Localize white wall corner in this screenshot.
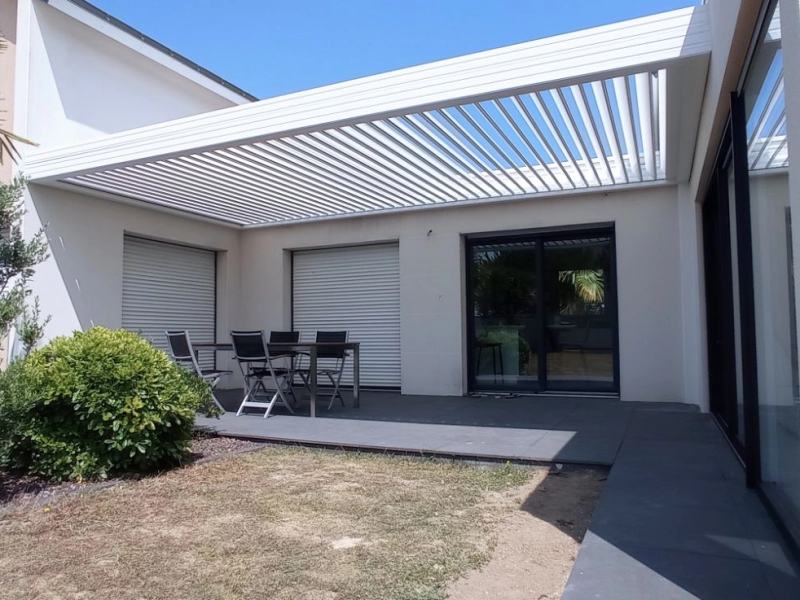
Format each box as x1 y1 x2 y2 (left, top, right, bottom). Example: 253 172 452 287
678 183 709 410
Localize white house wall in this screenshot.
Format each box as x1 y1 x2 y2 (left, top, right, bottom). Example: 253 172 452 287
27 185 241 365
240 186 685 403
10 0 248 366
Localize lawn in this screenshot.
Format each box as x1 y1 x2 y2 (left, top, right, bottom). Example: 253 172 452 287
0 446 602 600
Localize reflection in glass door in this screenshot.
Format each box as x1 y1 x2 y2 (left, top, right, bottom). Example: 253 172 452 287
543 236 616 391
468 229 618 394
471 241 539 390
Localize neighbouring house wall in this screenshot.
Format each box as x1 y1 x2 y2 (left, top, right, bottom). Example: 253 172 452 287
23 0 243 149
0 0 18 368
239 186 685 403
27 184 241 353
0 0 17 183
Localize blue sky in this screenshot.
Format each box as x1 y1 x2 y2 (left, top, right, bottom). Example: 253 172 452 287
89 0 698 100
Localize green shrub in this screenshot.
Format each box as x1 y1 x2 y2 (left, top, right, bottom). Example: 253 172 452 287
0 326 219 481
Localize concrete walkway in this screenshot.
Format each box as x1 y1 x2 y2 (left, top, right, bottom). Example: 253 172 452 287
564 410 800 600
200 391 800 599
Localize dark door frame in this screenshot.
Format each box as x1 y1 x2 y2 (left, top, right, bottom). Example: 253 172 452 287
465 224 620 395
702 95 762 488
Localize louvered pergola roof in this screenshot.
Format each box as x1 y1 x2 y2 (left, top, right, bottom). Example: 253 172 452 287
747 5 788 171
25 6 712 228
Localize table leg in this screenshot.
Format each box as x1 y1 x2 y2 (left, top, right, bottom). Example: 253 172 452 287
353 346 360 408
309 346 317 418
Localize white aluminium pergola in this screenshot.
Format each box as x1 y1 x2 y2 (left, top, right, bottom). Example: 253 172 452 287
25 6 712 228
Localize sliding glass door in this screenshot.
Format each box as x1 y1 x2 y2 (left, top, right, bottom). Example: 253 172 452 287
470 240 540 391
543 236 616 391
467 228 618 394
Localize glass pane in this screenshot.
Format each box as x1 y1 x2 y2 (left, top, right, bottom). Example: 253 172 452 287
728 163 746 444
543 236 615 391
471 241 539 390
746 1 800 543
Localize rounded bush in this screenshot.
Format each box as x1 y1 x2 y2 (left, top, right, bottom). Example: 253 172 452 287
0 327 216 481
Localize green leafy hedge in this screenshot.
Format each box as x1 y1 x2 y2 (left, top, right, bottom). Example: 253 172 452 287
0 327 219 481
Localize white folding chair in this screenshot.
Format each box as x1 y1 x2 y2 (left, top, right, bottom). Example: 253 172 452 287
165 330 230 411
230 330 295 418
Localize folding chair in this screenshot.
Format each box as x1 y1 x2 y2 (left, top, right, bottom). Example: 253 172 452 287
230 330 295 418
268 330 302 401
314 330 349 410
165 330 231 411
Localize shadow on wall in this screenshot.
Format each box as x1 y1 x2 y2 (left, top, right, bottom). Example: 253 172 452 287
34 2 232 138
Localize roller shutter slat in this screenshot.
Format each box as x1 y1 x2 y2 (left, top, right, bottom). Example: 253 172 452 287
293 243 400 388
122 236 216 370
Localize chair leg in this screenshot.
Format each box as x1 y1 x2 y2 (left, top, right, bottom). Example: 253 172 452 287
294 370 310 393
210 391 225 411
236 379 257 416
277 378 295 415
284 380 300 406
205 375 226 412
326 368 346 410
265 374 295 418
260 381 280 419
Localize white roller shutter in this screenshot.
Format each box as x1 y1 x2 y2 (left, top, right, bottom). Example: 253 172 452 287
122 236 216 368
293 243 400 388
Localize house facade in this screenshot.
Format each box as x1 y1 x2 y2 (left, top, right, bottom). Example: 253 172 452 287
2 0 800 549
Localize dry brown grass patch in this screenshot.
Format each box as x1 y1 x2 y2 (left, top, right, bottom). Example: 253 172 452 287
0 447 542 600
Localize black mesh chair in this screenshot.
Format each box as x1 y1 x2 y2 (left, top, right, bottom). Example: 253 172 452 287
269 330 302 400
230 330 295 418
314 330 349 410
165 330 231 411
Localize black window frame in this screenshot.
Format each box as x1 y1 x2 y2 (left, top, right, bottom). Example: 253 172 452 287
465 224 620 395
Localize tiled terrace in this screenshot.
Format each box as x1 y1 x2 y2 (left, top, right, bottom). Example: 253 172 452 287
198 391 800 600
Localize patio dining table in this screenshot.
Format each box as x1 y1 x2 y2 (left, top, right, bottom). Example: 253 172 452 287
192 341 360 418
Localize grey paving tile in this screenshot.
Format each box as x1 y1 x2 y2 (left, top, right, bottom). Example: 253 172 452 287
433 439 542 459
754 539 800 600
558 420 632 434
604 468 740 510
613 439 739 481
527 431 623 465
631 402 702 413
589 498 757 560
625 412 723 443
563 532 773 600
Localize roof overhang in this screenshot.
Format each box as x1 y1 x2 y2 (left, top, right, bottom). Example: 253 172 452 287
25 5 712 228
